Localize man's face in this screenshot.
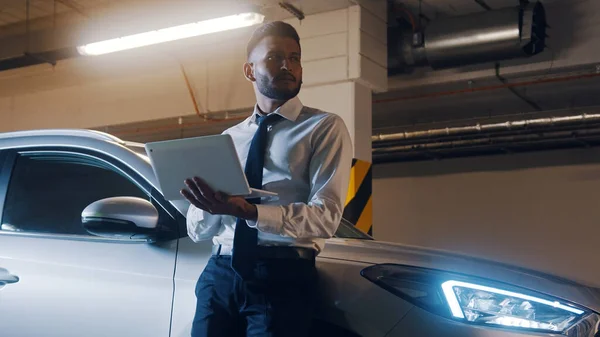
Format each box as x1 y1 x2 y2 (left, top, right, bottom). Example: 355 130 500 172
249 35 303 101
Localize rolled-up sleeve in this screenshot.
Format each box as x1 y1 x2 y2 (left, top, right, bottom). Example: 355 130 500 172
253 114 352 239
186 205 234 242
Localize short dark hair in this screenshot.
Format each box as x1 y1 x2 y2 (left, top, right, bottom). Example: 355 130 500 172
246 21 300 58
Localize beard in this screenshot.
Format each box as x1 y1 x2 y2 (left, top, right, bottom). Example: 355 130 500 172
256 72 302 101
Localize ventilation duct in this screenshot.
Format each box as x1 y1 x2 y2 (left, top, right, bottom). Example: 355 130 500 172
389 1 547 74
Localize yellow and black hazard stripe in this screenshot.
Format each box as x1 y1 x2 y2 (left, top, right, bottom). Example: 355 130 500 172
342 158 372 236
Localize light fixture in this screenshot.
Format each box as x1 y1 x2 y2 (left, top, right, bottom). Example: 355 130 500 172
361 264 594 334
77 12 264 56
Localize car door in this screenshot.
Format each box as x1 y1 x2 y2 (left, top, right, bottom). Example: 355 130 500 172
0 148 179 337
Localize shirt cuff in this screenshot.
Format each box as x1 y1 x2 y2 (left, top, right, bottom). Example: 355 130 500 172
254 204 284 235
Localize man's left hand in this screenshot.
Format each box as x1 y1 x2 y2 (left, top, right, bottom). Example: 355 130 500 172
181 177 258 221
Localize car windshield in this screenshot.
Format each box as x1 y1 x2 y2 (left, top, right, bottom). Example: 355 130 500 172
334 219 373 240
125 142 151 163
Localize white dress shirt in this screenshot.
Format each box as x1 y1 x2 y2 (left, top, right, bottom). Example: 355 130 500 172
186 96 353 252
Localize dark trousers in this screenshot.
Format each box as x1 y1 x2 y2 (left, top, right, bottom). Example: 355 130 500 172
191 255 318 337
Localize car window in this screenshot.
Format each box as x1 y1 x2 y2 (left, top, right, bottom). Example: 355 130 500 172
0 151 156 236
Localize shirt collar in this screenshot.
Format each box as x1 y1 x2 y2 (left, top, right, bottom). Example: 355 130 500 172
250 96 303 124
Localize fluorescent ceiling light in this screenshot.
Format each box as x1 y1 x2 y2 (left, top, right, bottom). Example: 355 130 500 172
77 12 264 56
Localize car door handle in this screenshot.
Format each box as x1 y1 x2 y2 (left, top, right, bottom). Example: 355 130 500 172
0 271 19 285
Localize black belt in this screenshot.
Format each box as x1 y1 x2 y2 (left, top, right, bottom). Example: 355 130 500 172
211 245 315 261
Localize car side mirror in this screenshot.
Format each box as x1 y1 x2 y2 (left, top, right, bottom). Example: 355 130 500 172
81 196 159 241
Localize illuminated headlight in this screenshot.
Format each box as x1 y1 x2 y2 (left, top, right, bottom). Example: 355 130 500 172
442 280 584 331
361 264 593 334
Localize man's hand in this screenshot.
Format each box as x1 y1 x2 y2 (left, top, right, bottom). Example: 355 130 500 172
180 177 258 221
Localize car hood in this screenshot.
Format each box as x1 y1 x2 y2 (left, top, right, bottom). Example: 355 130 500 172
321 238 600 313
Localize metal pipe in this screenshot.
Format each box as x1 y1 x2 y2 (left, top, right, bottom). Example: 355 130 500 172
373 127 600 155
373 113 600 143
372 110 600 162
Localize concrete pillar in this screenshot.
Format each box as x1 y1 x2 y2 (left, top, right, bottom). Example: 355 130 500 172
292 2 386 236
300 81 373 161
294 3 387 162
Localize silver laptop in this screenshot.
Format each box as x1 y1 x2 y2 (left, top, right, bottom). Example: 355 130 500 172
145 134 277 201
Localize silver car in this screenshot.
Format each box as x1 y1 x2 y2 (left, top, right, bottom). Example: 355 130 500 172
0 129 598 337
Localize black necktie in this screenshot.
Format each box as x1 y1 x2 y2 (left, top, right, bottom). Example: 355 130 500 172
231 113 282 279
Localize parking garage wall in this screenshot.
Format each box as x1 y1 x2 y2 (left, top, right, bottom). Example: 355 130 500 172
372 147 600 288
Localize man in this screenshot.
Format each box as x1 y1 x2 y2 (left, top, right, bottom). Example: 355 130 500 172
181 21 352 337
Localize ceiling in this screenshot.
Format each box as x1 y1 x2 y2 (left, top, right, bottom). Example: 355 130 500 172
0 0 366 47
0 0 566 49
377 0 592 133
0 0 564 33
0 0 103 26
0 0 355 29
